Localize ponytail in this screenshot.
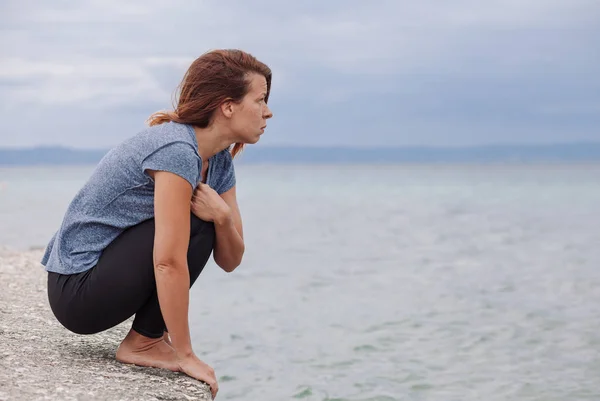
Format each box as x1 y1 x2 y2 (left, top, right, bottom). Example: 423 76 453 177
146 110 181 127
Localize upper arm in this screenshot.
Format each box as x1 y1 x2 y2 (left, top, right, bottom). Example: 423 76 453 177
220 185 243 239
140 141 199 267
151 170 194 267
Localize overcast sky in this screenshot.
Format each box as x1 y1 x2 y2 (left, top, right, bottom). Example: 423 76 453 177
1 0 599 148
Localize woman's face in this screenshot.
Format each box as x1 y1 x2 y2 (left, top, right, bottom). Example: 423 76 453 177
229 73 273 144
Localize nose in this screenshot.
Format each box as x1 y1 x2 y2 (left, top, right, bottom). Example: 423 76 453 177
263 104 273 119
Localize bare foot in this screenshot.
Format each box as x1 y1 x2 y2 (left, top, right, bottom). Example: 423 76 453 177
163 331 172 346
116 329 178 371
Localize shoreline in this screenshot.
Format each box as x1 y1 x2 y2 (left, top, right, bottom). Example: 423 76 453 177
0 247 212 401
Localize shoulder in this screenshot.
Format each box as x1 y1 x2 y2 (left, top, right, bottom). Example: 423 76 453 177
117 122 199 162
139 122 197 148
133 123 201 188
97 123 199 172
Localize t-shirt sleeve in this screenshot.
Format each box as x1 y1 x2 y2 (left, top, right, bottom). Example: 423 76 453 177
214 150 236 194
141 142 200 189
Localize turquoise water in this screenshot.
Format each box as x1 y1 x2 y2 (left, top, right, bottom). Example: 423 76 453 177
1 163 600 400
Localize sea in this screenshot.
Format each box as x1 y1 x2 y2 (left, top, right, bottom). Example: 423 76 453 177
1 163 599 401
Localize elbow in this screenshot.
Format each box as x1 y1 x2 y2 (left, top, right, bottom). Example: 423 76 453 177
154 256 187 274
215 248 244 273
220 263 239 273
155 262 182 276
217 255 243 273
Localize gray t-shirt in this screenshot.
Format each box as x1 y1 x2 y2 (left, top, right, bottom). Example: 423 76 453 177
41 122 236 274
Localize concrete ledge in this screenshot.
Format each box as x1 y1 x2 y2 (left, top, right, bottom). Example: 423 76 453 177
0 248 212 401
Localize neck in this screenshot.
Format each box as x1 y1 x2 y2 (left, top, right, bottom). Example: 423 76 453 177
192 124 234 161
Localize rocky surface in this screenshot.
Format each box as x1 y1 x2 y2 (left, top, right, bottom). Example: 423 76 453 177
0 247 213 401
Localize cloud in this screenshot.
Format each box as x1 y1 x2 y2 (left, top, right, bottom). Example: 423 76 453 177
0 0 599 147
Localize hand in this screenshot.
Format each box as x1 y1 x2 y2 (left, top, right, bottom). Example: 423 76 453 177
177 353 219 398
191 183 231 223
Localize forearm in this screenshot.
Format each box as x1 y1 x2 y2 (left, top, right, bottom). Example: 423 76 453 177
154 263 193 355
213 213 245 272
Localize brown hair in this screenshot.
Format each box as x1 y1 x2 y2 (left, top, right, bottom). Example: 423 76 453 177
147 49 272 158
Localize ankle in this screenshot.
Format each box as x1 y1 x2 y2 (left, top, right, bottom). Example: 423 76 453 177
122 329 163 349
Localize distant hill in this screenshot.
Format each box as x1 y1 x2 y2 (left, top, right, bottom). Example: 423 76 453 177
1 143 600 166
0 147 108 166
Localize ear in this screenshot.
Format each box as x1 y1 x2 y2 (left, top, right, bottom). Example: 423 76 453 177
220 100 234 119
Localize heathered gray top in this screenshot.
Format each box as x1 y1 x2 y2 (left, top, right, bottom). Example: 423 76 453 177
41 122 236 274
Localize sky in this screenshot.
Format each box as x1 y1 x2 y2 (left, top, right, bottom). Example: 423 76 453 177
1 0 599 148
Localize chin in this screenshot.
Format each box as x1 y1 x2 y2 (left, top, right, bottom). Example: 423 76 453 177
238 131 263 145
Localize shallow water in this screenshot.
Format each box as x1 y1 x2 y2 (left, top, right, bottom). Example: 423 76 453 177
1 163 599 400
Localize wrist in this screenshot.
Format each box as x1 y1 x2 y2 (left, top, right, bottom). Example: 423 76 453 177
214 207 232 225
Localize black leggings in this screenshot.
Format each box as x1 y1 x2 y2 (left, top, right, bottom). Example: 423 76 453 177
47 214 215 339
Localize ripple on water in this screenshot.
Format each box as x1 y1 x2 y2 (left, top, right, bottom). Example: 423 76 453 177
364 320 409 333
292 386 313 399
312 359 361 369
353 345 378 353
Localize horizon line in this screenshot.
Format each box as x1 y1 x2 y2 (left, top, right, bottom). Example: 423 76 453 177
2 141 600 151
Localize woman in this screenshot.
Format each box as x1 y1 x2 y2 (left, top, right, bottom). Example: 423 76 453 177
41 49 273 399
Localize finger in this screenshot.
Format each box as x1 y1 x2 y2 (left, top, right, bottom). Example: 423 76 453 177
197 379 215 399
209 381 218 399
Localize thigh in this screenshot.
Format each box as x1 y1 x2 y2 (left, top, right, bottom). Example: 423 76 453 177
60 218 158 334
52 214 215 334
80 214 214 313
